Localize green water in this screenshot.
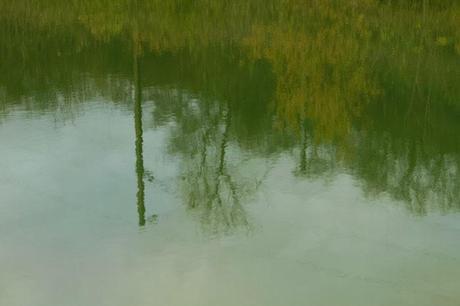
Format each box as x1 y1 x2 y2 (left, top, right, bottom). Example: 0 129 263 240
1 1 460 305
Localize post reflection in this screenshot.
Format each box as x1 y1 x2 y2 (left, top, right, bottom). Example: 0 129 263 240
133 43 146 226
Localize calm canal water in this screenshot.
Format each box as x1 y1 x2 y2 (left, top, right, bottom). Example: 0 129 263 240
1 1 460 305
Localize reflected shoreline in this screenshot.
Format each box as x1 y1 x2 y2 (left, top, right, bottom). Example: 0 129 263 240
1 0 459 228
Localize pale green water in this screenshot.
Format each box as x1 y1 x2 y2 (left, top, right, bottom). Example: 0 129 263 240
1 1 460 305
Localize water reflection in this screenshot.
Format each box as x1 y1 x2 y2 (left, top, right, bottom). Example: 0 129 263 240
183 101 254 233
133 49 146 226
1 0 459 230
2 3 460 305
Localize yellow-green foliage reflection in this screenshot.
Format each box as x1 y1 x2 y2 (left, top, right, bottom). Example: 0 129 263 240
1 0 460 219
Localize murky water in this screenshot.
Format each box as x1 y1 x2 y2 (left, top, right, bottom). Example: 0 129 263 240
1 1 460 305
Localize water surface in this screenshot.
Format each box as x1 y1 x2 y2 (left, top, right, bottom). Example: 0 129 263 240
1 1 460 305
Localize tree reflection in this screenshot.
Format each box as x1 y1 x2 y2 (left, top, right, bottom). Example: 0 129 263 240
184 103 250 234
1 0 460 226
153 89 255 234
